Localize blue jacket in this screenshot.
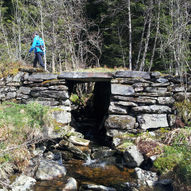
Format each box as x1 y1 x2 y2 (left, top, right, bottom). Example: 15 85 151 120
29 35 44 54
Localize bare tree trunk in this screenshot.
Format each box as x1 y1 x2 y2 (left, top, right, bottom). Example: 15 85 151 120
52 19 56 72
117 26 126 67
38 0 47 71
149 0 161 72
136 14 148 70
127 0 132 70
139 0 153 71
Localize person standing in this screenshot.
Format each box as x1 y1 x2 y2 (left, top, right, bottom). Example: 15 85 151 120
29 32 45 69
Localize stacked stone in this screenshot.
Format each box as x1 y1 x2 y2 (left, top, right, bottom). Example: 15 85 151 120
0 70 71 125
105 71 188 137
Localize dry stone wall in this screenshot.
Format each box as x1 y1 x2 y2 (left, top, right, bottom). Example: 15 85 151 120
0 69 190 138
105 71 189 137
0 70 71 125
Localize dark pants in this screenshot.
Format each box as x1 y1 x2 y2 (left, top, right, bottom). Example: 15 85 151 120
33 52 44 68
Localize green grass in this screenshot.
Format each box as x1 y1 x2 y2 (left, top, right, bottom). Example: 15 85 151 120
0 102 51 179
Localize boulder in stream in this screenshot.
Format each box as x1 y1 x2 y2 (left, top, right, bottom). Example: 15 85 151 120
35 159 67 180
10 174 36 191
62 177 78 191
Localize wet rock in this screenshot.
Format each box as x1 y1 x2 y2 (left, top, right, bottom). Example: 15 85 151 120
132 105 171 114
154 179 173 191
80 183 116 191
105 115 136 130
68 136 90 146
137 114 168 130
111 84 134 96
135 167 158 187
123 145 144 168
57 139 87 160
62 177 78 191
11 174 36 191
91 147 116 159
35 159 66 180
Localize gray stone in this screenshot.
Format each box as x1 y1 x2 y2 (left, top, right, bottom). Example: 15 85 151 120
134 87 144 92
115 71 151 79
11 174 36 191
137 114 169 130
105 115 136 130
172 86 185 92
7 92 16 99
151 82 170 87
135 167 158 187
30 90 69 99
123 145 144 168
168 114 176 127
111 84 134 95
145 87 168 94
35 159 67 180
151 71 161 78
61 99 71 106
31 87 48 91
106 129 131 137
17 87 31 95
51 109 71 124
26 73 57 82
157 97 175 105
57 139 87 160
156 77 169 83
173 92 191 101
58 72 113 81
133 83 150 88
112 95 157 104
12 72 24 82
68 136 90 146
132 105 171 114
62 177 78 191
111 78 149 85
48 85 68 91
109 103 128 114
112 101 138 107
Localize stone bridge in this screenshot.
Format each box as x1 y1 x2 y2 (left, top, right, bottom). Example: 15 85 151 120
0 68 190 139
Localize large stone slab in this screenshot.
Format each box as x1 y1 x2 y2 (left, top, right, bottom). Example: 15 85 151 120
30 90 69 99
58 72 113 81
25 73 57 82
115 71 151 79
111 84 134 95
137 114 168 130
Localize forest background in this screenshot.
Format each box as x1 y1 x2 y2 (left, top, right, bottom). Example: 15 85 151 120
0 0 191 74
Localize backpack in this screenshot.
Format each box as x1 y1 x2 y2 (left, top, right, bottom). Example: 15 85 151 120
36 36 45 52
